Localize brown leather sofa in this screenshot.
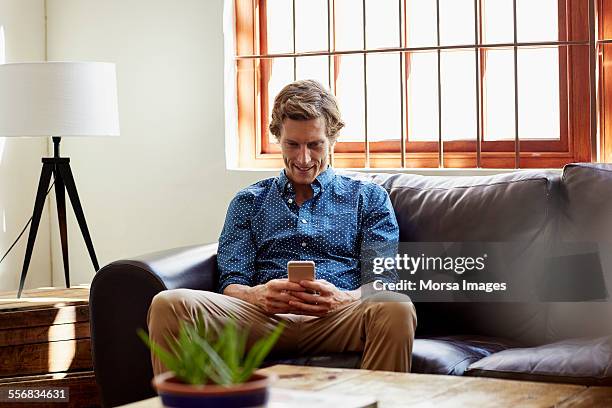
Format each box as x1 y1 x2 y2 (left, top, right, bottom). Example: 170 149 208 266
90 163 612 407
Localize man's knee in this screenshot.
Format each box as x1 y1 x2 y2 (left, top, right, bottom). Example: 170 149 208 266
148 290 186 336
148 289 230 336
148 288 213 337
149 289 191 319
365 298 417 337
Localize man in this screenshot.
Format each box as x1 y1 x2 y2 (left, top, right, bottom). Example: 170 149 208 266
147 80 416 375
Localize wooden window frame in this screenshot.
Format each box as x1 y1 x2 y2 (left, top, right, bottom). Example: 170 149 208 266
235 0 594 169
599 0 612 163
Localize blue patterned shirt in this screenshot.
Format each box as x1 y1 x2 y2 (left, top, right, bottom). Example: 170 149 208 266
217 167 399 293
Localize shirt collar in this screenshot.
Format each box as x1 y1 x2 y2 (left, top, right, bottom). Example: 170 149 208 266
315 166 335 190
276 166 335 195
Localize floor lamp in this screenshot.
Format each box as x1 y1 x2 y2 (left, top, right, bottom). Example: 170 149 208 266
0 62 120 298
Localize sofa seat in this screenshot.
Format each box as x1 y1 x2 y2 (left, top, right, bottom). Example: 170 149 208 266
412 336 519 375
264 336 519 376
466 335 612 385
265 353 362 370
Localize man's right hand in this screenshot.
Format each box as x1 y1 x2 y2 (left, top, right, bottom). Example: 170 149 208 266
248 279 306 314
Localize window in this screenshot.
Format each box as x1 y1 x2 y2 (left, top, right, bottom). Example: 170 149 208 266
234 0 602 169
599 0 612 163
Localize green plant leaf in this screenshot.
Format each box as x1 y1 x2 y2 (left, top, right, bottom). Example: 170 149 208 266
187 324 234 385
137 329 180 375
138 315 284 386
239 323 285 383
224 321 240 375
236 326 248 362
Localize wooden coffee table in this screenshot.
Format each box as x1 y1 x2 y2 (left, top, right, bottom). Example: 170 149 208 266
119 364 612 407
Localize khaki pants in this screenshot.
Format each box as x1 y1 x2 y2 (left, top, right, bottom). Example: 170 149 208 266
147 289 417 375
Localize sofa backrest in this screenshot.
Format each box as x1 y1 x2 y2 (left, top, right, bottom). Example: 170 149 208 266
546 164 612 342
342 166 611 345
363 170 560 243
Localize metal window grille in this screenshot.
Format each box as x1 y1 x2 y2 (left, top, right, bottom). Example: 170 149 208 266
237 0 603 168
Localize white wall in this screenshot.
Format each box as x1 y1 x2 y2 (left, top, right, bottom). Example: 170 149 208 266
46 0 276 286
0 0 52 291
35 0 514 288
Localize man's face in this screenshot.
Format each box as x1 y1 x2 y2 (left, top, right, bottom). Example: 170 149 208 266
279 117 331 188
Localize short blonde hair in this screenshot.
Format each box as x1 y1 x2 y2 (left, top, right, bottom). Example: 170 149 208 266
269 80 345 143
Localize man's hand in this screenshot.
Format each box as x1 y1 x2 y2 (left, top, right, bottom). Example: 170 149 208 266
289 279 359 317
248 279 306 314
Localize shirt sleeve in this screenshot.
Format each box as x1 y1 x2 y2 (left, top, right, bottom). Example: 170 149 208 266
360 184 400 285
217 190 257 293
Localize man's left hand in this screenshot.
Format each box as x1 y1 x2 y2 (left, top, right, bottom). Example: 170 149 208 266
288 279 357 317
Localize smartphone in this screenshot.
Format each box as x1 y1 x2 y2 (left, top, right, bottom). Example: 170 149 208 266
287 260 315 283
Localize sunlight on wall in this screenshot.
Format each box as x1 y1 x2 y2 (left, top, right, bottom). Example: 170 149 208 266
1 26 5 165
0 25 5 63
48 305 76 373
0 137 5 166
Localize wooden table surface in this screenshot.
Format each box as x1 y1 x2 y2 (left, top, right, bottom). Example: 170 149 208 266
0 285 90 311
119 364 612 407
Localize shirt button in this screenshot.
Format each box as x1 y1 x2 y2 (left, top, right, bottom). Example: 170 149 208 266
301 219 307 224
288 198 293 204
301 242 307 247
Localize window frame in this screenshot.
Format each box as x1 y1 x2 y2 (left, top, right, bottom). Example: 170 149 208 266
599 0 612 163
235 0 594 169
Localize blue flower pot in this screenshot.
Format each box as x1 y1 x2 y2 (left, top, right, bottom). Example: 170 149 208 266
152 372 274 408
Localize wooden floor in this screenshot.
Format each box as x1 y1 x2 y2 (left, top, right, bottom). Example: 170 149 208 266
0 286 100 408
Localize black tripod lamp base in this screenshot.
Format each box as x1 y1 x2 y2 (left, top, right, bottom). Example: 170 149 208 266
17 137 99 298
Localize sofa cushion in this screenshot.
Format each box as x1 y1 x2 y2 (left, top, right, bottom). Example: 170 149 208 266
465 335 612 385
341 170 560 242
546 164 612 342
561 163 612 242
340 170 560 344
265 336 518 376
412 336 519 376
265 353 361 369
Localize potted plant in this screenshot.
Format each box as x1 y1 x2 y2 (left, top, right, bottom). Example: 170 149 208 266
138 316 284 408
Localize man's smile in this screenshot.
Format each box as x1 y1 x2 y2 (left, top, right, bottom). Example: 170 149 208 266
294 165 315 173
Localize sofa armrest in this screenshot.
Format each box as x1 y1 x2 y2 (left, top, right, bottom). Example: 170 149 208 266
89 242 218 408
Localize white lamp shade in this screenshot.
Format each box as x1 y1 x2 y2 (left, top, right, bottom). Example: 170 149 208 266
0 62 120 137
